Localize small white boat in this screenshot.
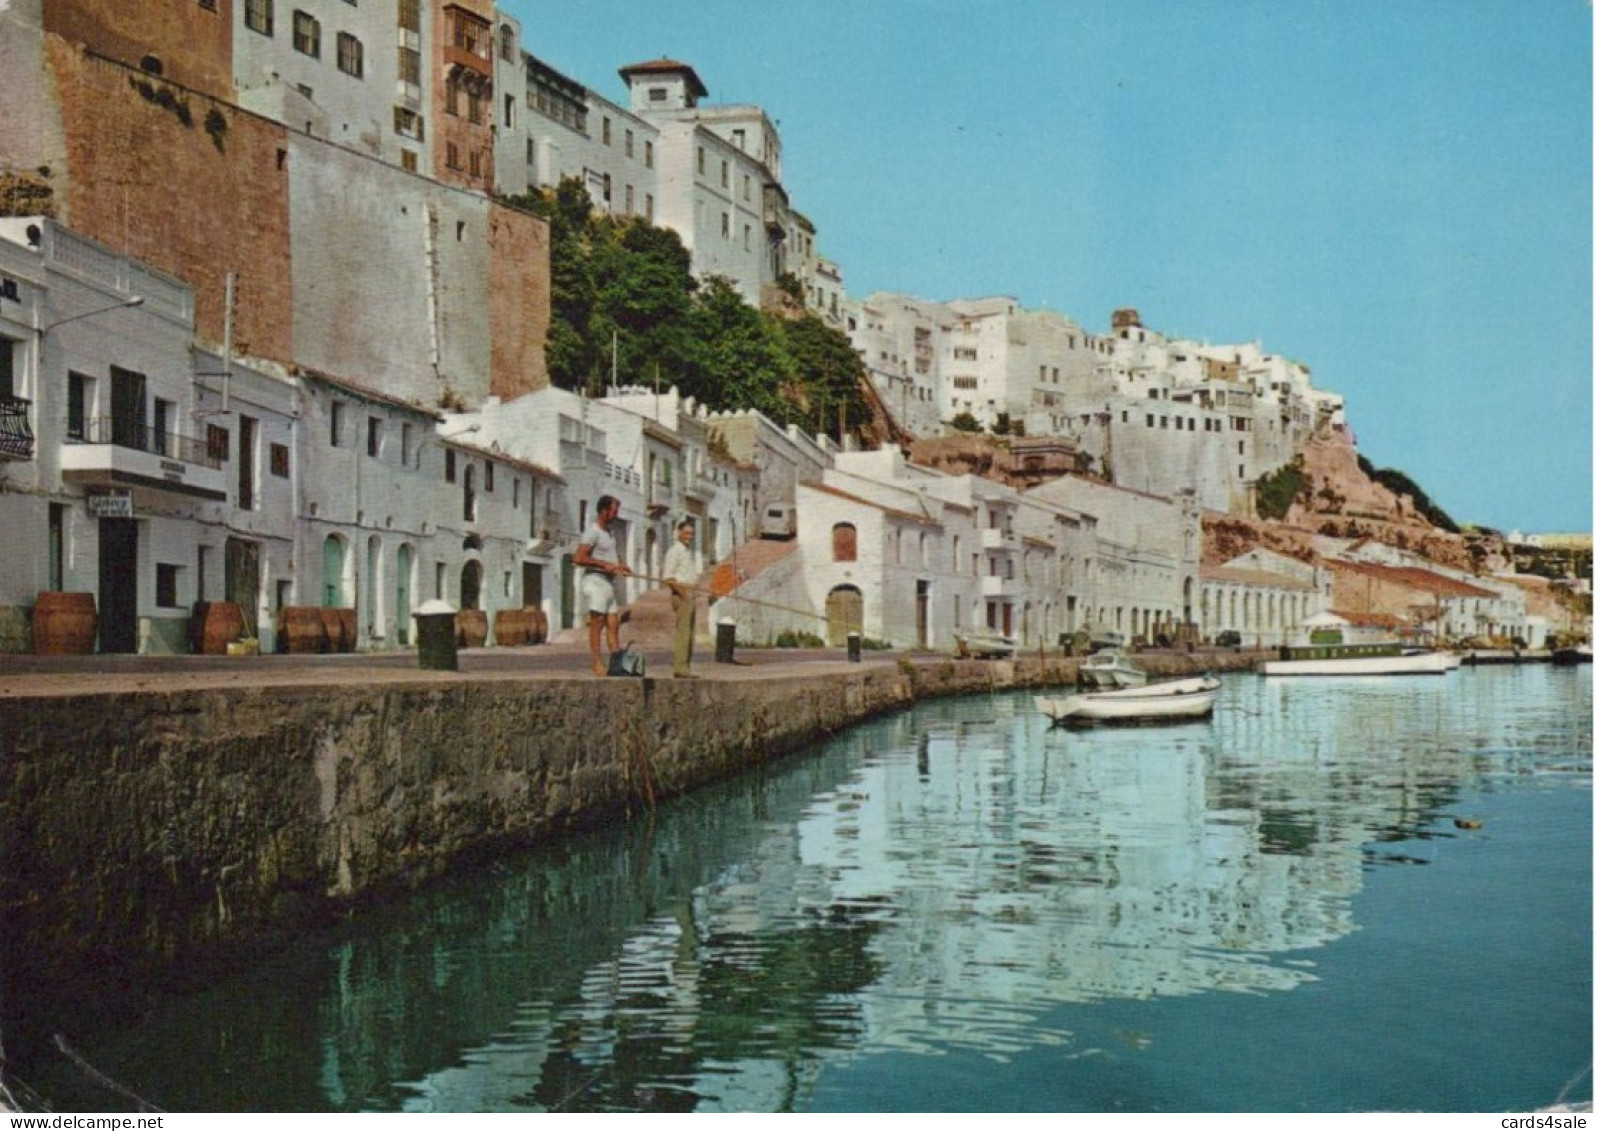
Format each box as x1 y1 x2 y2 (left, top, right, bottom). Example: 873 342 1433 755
1036 675 1222 725
955 632 1017 659
1077 649 1148 689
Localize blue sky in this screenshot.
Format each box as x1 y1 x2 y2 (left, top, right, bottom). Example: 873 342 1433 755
503 0 1593 534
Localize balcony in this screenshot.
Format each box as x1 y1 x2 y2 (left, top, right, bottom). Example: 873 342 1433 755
980 575 1020 599
61 417 227 501
0 395 34 460
980 527 1016 552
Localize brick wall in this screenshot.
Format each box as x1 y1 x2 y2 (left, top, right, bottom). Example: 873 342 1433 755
45 0 235 101
49 40 294 362
487 200 550 399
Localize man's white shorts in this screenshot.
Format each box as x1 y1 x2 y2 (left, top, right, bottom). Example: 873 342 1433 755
582 571 618 617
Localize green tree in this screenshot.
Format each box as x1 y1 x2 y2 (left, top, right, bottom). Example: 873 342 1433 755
688 276 795 413
777 314 869 440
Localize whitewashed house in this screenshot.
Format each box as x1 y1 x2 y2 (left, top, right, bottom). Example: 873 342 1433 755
1200 547 1331 648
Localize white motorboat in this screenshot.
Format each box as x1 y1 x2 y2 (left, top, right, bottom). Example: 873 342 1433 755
955 631 1017 659
1036 675 1221 725
1076 649 1148 689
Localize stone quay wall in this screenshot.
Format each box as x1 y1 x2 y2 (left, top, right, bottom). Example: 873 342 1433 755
0 650 1248 1005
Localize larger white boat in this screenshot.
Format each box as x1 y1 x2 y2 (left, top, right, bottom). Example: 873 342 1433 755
1259 612 1455 676
1036 675 1221 725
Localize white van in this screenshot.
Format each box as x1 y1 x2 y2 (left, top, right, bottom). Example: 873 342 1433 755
760 502 796 539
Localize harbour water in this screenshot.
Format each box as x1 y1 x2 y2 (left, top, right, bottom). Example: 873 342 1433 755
17 664 1592 1113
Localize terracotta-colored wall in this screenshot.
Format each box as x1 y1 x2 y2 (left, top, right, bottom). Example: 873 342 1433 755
48 41 293 362
488 201 551 398
45 0 234 101
431 0 495 193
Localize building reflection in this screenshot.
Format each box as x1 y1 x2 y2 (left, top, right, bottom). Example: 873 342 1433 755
57 671 1589 1112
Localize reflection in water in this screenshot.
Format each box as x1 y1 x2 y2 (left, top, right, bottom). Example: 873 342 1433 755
24 667 1591 1112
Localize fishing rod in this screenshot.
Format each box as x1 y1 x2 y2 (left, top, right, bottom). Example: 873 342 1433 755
619 566 913 650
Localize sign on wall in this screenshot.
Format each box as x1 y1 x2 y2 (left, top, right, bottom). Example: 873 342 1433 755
87 489 134 518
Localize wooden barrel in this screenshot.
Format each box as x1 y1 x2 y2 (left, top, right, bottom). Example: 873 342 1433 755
335 608 357 653
530 607 548 645
190 601 245 655
456 609 488 649
494 608 529 647
277 606 327 654
33 591 97 655
318 608 344 653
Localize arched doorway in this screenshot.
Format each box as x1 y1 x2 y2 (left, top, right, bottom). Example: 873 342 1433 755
322 535 347 607
825 585 863 646
395 544 413 645
460 559 483 611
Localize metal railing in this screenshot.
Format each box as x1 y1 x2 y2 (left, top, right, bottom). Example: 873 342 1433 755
0 395 33 459
67 416 222 469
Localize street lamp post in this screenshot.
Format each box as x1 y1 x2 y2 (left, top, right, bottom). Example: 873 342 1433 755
40 295 144 335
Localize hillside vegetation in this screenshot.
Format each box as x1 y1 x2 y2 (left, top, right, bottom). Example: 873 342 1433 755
501 180 874 445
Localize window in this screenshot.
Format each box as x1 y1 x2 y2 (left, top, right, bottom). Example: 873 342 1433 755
153 397 173 456
445 448 457 483
398 0 419 32
832 523 857 562
645 193 653 221
206 423 230 463
156 564 181 608
649 86 667 102
400 149 417 173
401 422 413 466
367 416 381 457
645 140 653 168
624 184 633 214
450 10 489 57
0 337 12 399
67 372 90 439
329 402 345 446
625 129 634 158
238 415 257 509
397 45 421 87
446 141 461 169
499 23 514 61
720 159 728 188
602 117 611 145
721 212 730 239
270 442 289 477
336 32 363 77
697 146 705 174
503 93 514 129
245 0 273 35
484 462 494 492
394 106 423 140
292 10 320 57
198 0 218 10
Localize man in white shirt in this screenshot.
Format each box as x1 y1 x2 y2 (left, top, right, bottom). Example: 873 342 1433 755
660 517 699 679
573 494 630 676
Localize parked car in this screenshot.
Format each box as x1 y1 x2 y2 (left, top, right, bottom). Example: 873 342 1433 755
1215 630 1242 647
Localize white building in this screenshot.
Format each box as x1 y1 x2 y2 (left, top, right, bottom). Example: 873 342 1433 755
1200 547 1331 648
0 217 302 654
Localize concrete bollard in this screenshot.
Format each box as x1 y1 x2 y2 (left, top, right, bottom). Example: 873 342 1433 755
715 618 736 664
847 632 861 663
415 599 459 671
